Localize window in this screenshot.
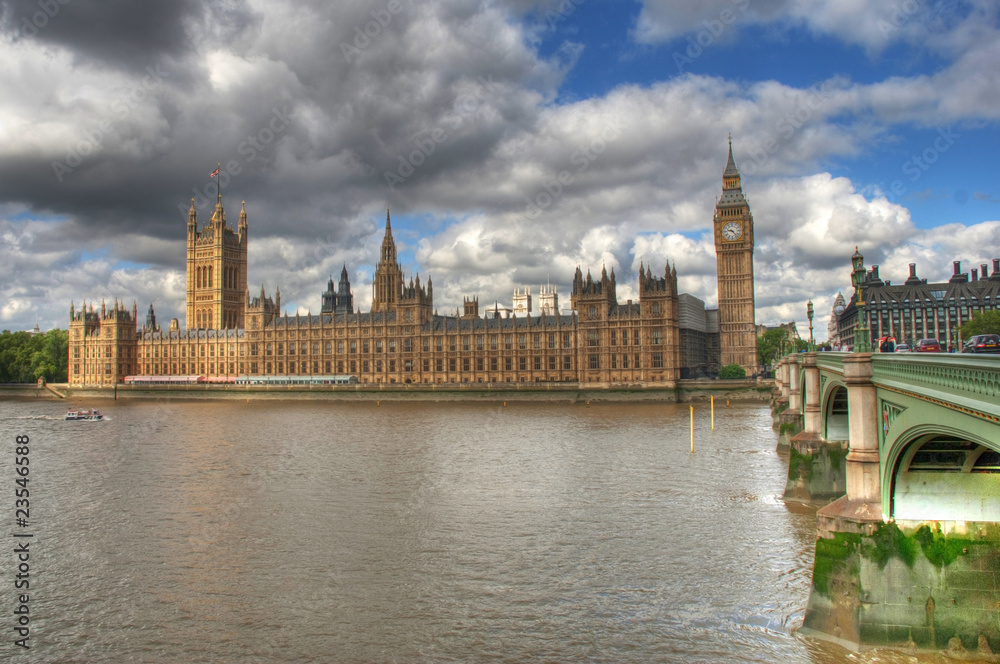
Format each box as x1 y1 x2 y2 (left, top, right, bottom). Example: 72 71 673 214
652 329 663 345
652 353 663 368
533 357 541 370
505 357 512 371
589 354 599 369
563 356 571 370
588 330 599 347
476 358 484 371
463 358 470 371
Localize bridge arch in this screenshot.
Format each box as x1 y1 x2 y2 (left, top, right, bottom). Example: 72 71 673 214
820 380 849 442
885 425 1000 522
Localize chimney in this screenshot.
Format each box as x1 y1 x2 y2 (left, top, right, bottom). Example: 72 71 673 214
871 265 880 281
949 260 968 283
994 258 1000 278
982 264 989 278
953 260 961 276
972 269 979 282
909 264 917 278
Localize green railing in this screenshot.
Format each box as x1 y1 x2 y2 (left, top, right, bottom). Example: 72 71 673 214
871 354 1000 421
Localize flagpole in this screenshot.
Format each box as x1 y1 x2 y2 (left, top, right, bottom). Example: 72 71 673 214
216 162 221 202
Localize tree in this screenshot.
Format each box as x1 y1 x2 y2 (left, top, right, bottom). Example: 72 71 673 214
0 329 69 383
718 363 746 380
960 310 1000 339
757 328 787 366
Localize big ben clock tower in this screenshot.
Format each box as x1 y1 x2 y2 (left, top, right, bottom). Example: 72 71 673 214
714 136 758 374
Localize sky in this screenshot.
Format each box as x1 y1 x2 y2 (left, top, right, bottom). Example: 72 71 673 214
1 0 998 341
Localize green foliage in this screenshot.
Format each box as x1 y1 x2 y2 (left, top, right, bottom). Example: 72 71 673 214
959 310 1000 338
718 363 746 380
779 422 797 436
757 328 787 366
0 329 69 383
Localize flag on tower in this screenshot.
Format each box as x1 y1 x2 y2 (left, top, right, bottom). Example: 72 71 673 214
210 166 220 178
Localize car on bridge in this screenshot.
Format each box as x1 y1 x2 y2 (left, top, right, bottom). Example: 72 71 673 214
915 338 942 352
895 343 911 352
961 334 1000 354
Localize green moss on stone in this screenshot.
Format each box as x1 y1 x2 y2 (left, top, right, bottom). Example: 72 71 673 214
862 523 919 568
812 532 861 597
779 422 797 436
913 525 975 568
789 447 814 482
827 444 846 472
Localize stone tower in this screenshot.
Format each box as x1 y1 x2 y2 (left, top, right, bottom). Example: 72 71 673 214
713 137 757 373
185 194 248 330
372 209 404 313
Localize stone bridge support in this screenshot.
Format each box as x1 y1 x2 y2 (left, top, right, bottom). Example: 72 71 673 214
798 351 1000 653
776 357 803 450
784 353 847 501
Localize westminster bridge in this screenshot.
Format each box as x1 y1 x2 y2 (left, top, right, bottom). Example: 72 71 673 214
772 351 1000 653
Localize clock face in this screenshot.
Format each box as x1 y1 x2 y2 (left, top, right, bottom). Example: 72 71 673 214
722 221 742 241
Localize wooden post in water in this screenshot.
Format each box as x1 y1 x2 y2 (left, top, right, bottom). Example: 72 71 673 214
711 396 715 431
690 405 694 453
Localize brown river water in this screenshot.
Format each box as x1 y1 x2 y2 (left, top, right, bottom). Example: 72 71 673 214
0 398 965 662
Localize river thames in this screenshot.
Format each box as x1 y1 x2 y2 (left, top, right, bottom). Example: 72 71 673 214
0 398 955 662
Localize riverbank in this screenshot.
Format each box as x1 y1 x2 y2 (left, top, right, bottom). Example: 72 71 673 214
1 379 772 403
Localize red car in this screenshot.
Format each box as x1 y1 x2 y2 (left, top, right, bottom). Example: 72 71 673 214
915 338 942 352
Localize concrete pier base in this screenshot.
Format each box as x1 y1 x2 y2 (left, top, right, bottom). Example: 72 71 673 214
783 431 847 502
802 511 1000 653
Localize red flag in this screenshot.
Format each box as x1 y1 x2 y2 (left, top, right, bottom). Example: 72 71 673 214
210 167 220 178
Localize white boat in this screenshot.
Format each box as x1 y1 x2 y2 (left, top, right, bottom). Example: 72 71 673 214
65 408 104 421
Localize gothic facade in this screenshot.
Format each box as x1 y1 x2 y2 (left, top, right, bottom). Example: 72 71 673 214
69 201 683 387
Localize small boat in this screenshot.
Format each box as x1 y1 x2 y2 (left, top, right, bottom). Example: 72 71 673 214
65 408 104 421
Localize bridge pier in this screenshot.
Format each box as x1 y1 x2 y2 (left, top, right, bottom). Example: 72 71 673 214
784 353 847 502
799 353 1000 653
778 357 804 450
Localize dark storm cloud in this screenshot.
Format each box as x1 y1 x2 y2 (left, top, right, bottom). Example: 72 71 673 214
2 0 200 69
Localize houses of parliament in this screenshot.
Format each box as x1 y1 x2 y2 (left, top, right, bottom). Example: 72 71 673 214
68 143 758 387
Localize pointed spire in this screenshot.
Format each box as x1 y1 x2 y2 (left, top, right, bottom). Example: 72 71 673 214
188 198 197 226
724 134 740 179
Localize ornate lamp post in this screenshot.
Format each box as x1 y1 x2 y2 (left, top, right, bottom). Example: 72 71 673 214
851 247 871 353
807 299 815 350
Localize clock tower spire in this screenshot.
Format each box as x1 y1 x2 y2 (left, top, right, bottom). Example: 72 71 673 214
713 136 757 374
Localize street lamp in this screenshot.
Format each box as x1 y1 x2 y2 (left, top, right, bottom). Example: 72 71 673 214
851 247 871 353
807 299 814 350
